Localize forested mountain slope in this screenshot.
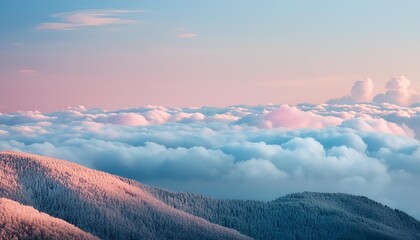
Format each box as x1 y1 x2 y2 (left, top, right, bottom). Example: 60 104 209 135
1 151 419 240
0 151 250 240
0 197 98 240
146 187 420 240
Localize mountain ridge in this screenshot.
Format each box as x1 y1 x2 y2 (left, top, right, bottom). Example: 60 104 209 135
0 151 250 240
144 184 420 240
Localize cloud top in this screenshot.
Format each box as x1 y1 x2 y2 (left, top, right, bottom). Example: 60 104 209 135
329 76 419 106
373 76 420 106
329 78 374 104
264 105 343 129
96 113 148 126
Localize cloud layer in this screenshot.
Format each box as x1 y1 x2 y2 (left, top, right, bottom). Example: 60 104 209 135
1 103 420 218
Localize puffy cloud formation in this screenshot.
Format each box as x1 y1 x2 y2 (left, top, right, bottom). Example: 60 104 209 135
264 105 342 129
373 76 420 106
1 103 420 218
341 117 414 137
328 78 374 104
330 76 420 106
96 113 148 126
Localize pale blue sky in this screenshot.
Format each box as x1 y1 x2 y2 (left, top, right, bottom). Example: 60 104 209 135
1 0 420 112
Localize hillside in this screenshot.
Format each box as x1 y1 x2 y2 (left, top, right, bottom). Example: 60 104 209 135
1 151 419 240
147 188 420 240
0 197 98 240
0 151 249 240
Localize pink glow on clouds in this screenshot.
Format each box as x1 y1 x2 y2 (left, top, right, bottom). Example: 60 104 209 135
328 78 374 104
351 78 374 102
173 27 199 38
264 105 343 129
329 76 420 106
96 113 148 126
36 10 136 30
373 76 420 106
144 109 172 124
342 117 414 137
170 112 205 122
262 105 414 137
18 70 36 76
176 33 199 38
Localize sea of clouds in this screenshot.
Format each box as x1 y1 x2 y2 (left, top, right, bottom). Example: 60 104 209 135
1 76 420 218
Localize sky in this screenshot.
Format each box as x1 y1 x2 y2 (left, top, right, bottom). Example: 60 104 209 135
1 0 420 220
1 0 420 112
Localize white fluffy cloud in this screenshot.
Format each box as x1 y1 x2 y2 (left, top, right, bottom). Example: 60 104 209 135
328 78 374 104
264 105 343 129
341 117 414 137
330 76 420 106
96 113 149 126
1 104 420 218
373 76 420 106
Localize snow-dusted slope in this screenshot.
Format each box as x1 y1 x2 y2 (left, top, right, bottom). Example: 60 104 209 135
147 188 420 240
0 151 250 240
0 197 98 240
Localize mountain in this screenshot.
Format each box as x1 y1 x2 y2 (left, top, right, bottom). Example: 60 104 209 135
0 151 249 240
0 197 98 240
1 151 419 240
147 188 420 240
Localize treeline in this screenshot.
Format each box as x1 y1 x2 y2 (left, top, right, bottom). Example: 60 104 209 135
146 187 420 240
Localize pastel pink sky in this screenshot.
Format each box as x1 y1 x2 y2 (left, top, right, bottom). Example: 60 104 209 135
1 1 420 112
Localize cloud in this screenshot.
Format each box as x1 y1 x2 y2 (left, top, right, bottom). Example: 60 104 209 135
328 78 374 104
144 109 172 124
341 117 414 137
329 76 420 106
1 103 420 218
264 105 343 129
18 69 36 76
0 111 54 125
373 76 420 106
36 9 137 30
172 27 199 38
95 113 148 126
176 33 199 38
226 159 289 182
